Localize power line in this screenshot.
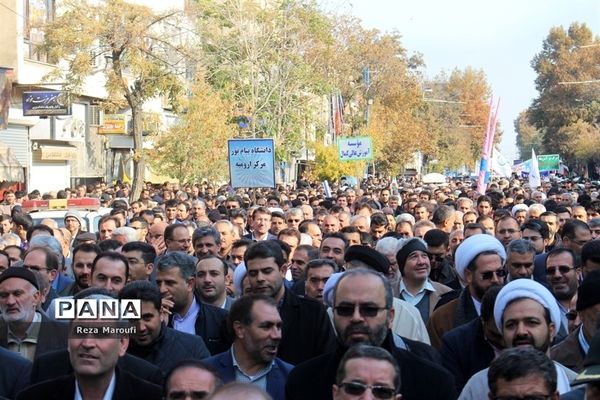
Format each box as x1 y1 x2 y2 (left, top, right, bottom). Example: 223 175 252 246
0 1 24 19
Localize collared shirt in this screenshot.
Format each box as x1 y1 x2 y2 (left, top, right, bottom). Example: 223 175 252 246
231 346 273 391
578 326 590 355
399 279 435 306
471 296 482 316
173 296 200 335
7 312 41 361
74 371 116 400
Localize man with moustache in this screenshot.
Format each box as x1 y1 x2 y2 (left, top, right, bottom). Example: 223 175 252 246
62 243 101 295
204 294 293 400
285 268 456 400
458 279 576 399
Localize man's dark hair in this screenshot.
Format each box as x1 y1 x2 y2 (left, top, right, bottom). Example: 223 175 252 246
464 223 487 235
295 244 319 260
306 258 337 274
11 212 33 231
423 229 449 248
24 246 59 271
340 225 360 234
244 240 285 268
98 239 122 252
231 238 252 251
165 199 179 209
128 216 148 229
119 280 161 312
488 347 557 397
582 240 600 267
336 345 401 393
92 251 130 279
97 215 120 231
321 232 349 249
506 239 536 256
546 247 579 269
121 241 156 265
431 205 455 226
192 226 221 246
72 243 102 261
26 224 54 243
562 219 591 240
164 224 188 242
197 254 229 275
155 251 196 280
520 219 550 240
226 293 277 337
370 213 388 227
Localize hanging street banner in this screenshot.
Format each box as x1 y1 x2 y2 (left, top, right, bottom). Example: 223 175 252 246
0 68 14 130
99 114 127 134
338 136 372 161
228 138 275 188
22 91 71 116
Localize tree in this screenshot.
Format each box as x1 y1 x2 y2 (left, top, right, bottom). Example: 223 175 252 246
515 110 544 159
306 141 365 182
528 23 600 165
41 0 193 201
194 0 331 161
149 77 236 183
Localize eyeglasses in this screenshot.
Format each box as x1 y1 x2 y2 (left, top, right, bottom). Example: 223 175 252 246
492 396 553 400
334 304 387 318
339 382 396 399
546 265 577 275
481 269 507 280
428 253 445 262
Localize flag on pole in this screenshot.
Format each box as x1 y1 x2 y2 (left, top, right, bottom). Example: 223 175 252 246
529 148 541 188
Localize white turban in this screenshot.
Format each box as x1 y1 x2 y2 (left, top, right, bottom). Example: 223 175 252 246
233 262 247 296
454 234 506 281
493 278 561 332
323 272 344 308
511 204 529 217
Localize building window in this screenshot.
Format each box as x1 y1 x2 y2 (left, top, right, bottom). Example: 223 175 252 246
23 0 55 63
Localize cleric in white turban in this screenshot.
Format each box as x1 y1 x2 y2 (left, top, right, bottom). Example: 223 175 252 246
454 234 507 281
493 278 561 332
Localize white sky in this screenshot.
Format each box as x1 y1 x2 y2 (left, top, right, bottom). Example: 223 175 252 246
320 0 600 163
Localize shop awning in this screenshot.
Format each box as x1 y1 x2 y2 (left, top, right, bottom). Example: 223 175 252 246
0 142 24 182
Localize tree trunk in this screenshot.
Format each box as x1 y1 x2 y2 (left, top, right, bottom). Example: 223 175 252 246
130 104 145 203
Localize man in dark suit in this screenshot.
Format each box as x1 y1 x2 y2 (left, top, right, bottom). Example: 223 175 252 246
156 252 230 355
285 268 456 400
0 346 31 399
243 207 277 241
205 294 293 400
244 241 336 365
17 294 162 400
0 267 68 362
118 280 210 373
440 286 503 393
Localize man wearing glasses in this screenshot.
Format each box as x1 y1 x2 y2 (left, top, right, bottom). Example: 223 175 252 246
545 248 581 344
333 345 402 400
427 234 507 349
285 267 456 400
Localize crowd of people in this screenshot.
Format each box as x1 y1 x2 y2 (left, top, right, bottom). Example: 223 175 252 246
0 175 600 399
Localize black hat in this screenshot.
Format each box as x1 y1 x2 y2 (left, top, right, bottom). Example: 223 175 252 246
0 267 39 290
577 270 600 311
396 238 428 273
344 245 389 275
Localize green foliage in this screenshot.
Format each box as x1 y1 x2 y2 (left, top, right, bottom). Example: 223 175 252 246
149 78 235 183
514 111 544 159
528 22 600 165
40 0 194 200
306 141 365 182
